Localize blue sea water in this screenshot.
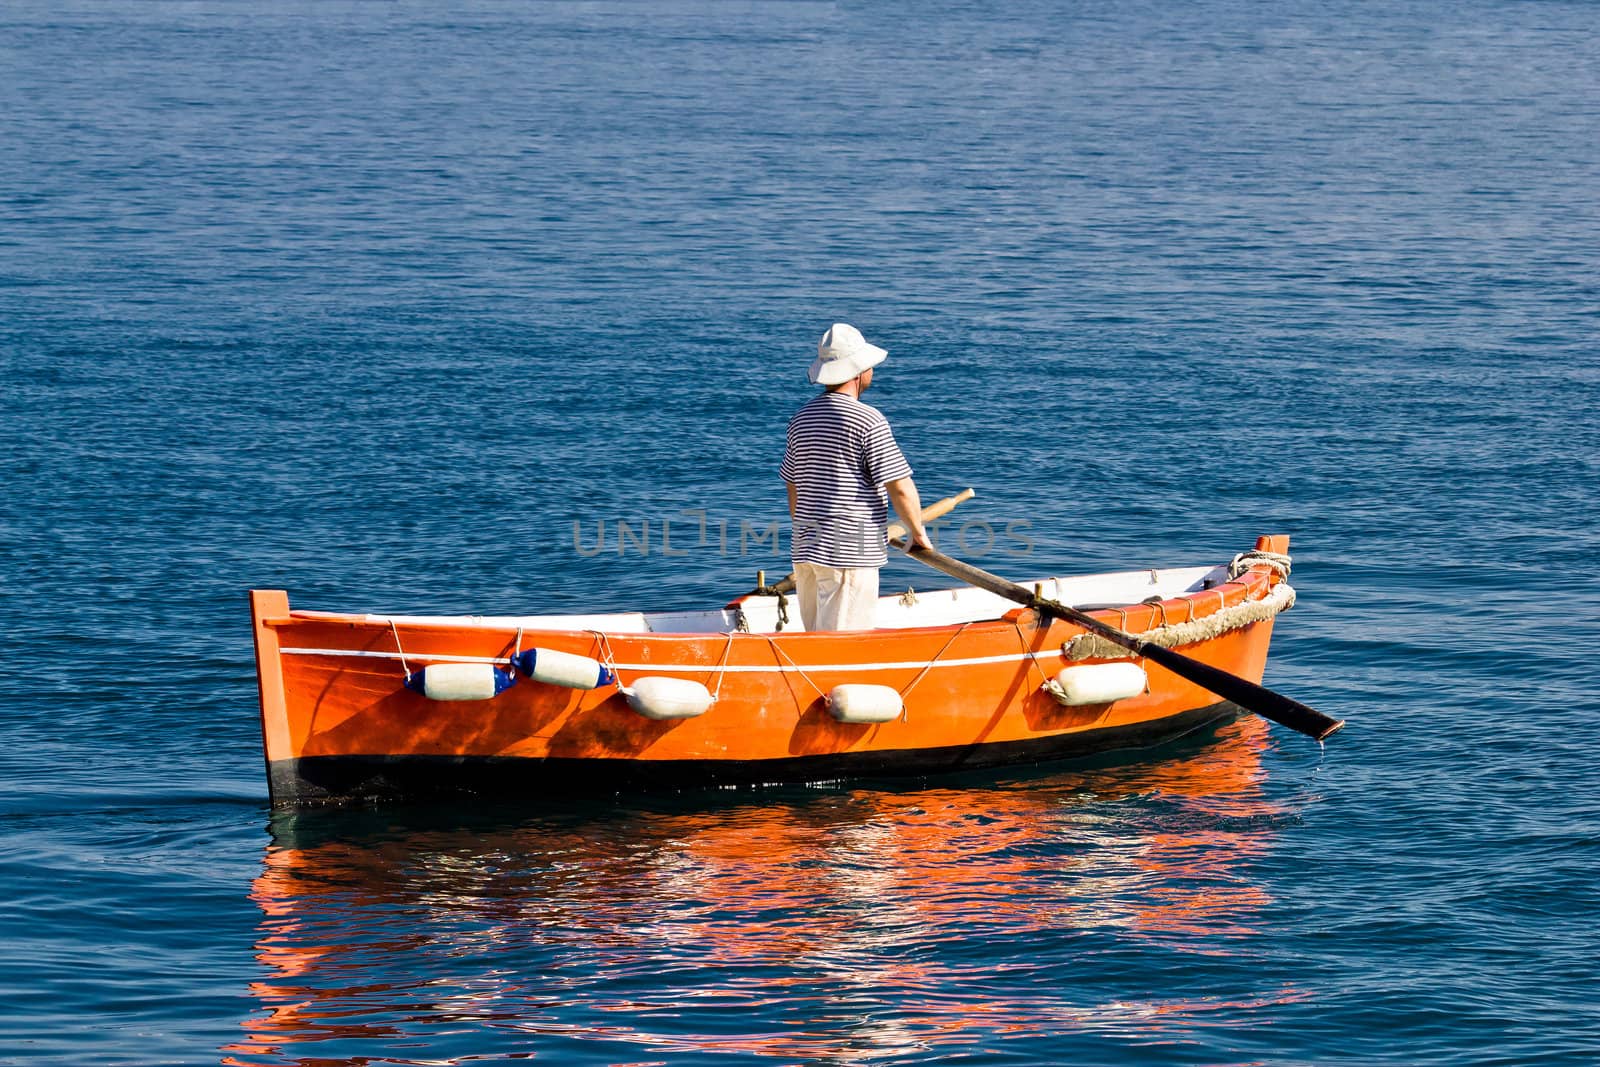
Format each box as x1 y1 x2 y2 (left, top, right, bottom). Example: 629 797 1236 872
3 0 1599 1063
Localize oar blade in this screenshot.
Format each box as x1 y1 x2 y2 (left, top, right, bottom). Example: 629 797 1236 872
1136 642 1345 741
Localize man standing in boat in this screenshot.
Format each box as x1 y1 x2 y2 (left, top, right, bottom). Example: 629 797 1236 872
781 323 933 631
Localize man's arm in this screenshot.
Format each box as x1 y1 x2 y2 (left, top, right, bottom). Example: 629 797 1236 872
786 480 798 519
886 477 933 550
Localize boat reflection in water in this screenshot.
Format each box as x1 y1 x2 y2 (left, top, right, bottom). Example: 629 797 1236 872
225 716 1310 1066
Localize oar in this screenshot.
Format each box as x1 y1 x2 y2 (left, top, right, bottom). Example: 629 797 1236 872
754 488 976 598
892 539 1345 741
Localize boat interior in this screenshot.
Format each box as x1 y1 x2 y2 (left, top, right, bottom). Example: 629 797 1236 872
331 563 1234 636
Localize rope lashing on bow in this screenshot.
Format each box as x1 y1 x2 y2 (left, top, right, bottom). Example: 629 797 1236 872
1228 549 1292 581
1063 581 1297 662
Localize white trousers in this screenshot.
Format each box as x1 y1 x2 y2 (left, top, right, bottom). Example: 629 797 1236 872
793 563 880 632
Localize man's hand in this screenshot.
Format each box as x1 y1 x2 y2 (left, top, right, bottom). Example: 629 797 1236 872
886 478 934 551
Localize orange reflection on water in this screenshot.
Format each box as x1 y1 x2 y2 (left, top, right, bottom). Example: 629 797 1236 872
225 715 1299 1066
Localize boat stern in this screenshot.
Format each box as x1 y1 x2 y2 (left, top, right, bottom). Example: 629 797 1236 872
250 589 295 799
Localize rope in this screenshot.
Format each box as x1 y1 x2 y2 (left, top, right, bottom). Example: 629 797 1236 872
389 620 412 676
708 631 736 701
1063 581 1297 661
765 635 830 705
1012 619 1054 689
747 581 791 631
589 630 624 688
897 621 974 704
1229 549 1292 580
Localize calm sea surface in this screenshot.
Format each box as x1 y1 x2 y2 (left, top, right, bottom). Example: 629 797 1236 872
3 1 1598 1064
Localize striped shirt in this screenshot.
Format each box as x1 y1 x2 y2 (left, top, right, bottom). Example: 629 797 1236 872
780 391 913 568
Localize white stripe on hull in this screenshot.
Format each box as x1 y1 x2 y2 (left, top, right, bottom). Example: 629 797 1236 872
279 645 1062 673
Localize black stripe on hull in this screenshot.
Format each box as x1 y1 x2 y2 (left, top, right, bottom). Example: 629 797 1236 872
269 702 1241 808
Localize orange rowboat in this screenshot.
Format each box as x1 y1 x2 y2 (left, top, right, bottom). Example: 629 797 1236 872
250 535 1301 808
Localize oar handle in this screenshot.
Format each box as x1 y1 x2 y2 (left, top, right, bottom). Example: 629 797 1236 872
887 486 974 544
762 488 976 597
894 539 1345 742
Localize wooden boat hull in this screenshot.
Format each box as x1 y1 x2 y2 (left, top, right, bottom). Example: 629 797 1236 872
269 702 1239 803
251 537 1293 808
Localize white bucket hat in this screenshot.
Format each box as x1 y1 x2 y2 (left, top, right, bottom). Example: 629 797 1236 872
809 323 888 386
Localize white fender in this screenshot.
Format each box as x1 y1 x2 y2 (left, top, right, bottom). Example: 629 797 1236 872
829 683 904 724
1048 662 1147 706
514 647 613 690
405 663 515 702
623 677 714 720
